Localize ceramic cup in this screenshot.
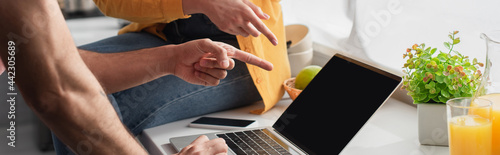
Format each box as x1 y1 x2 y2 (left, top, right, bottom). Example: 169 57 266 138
285 24 312 54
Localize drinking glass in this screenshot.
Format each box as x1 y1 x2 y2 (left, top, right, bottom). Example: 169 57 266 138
447 97 492 155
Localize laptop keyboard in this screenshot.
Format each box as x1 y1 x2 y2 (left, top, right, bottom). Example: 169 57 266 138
217 129 292 155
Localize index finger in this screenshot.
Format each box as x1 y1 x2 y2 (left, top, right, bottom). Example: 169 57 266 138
247 13 278 46
244 1 278 46
231 49 273 71
214 42 273 71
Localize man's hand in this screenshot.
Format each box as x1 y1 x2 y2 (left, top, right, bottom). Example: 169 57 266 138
169 39 273 86
174 135 228 155
183 0 278 46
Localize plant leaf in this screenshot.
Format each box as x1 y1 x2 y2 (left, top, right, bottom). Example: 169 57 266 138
429 88 437 94
425 47 431 53
437 53 448 62
438 95 448 103
441 90 450 98
444 42 451 49
453 37 460 45
429 91 439 98
436 75 445 83
453 50 462 56
444 76 451 84
430 48 437 55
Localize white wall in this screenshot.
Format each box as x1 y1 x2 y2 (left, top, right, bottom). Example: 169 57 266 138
281 0 500 73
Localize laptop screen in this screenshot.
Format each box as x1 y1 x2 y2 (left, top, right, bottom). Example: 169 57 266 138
273 54 401 154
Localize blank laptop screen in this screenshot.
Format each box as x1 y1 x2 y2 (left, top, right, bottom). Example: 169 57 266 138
273 54 401 154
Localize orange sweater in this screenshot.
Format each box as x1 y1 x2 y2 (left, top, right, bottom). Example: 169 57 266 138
93 0 290 114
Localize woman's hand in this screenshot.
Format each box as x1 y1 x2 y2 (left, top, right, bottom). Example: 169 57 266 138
168 39 273 86
174 135 228 155
183 0 278 46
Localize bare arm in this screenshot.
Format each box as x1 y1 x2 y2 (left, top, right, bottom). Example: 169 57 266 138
0 0 146 154
78 48 171 94
79 39 273 94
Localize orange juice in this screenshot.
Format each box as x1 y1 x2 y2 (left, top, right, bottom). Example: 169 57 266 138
449 115 492 155
480 93 500 155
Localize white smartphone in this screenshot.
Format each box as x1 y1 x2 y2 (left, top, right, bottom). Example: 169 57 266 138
188 117 256 130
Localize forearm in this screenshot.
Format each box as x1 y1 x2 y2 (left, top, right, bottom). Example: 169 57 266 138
79 47 174 94
0 0 146 154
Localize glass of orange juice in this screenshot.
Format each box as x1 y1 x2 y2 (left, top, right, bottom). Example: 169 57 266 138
447 97 492 155
479 94 500 155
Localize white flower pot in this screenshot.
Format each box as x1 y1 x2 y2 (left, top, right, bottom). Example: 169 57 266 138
417 103 448 146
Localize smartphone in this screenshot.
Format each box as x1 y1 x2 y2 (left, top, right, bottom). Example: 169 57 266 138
188 117 256 130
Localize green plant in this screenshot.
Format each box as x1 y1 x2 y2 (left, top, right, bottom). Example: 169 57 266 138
402 31 484 104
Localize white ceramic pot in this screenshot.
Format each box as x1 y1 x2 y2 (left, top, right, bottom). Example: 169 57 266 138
285 24 312 54
417 103 448 146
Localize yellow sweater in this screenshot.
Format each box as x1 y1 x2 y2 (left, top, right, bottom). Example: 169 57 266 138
93 0 290 114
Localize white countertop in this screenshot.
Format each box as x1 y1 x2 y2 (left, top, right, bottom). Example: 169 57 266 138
138 94 449 155
340 98 448 155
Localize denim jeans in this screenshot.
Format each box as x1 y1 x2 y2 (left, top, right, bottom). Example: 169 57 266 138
52 14 261 155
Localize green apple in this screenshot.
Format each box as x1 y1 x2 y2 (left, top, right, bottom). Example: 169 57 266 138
295 65 322 90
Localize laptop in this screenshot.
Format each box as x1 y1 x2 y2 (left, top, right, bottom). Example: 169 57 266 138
170 54 402 154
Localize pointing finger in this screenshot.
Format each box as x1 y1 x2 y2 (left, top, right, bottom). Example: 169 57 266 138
231 50 273 71
241 22 260 37
244 10 278 45
213 42 273 71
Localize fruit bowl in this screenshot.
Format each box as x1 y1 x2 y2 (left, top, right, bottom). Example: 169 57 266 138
283 77 302 100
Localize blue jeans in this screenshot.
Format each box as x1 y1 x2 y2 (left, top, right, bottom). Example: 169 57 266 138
52 14 261 155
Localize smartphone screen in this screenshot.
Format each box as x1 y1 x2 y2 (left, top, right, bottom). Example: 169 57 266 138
189 117 256 129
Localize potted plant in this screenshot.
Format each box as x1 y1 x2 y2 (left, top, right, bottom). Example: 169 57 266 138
401 31 484 146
